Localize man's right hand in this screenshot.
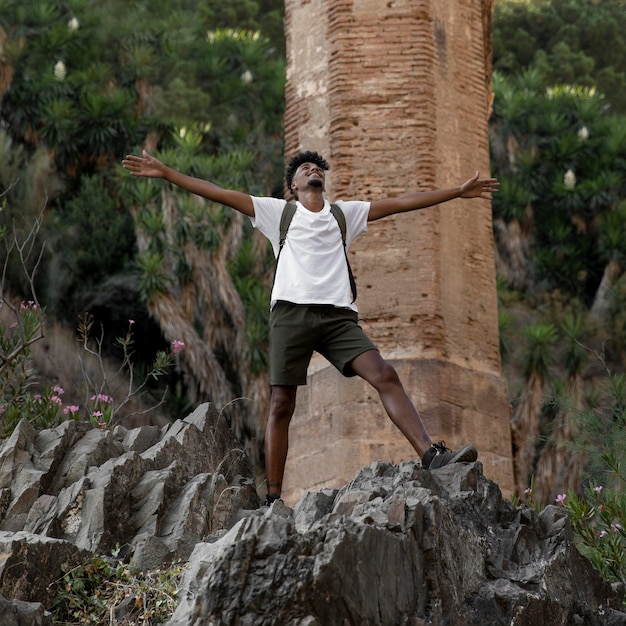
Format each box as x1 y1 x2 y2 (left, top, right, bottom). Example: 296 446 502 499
122 150 166 178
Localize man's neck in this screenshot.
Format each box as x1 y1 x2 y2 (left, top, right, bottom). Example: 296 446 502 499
297 190 325 213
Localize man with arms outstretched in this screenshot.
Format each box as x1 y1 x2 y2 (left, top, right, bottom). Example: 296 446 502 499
122 149 499 504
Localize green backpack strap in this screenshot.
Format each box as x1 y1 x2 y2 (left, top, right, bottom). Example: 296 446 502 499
273 202 357 303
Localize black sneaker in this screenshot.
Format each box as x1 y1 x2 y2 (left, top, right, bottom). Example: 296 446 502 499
422 441 478 470
263 494 283 507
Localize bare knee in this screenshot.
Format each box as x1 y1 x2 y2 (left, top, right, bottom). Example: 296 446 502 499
269 387 297 423
371 361 402 391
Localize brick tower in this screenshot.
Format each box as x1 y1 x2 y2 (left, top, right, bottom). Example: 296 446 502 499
281 0 514 502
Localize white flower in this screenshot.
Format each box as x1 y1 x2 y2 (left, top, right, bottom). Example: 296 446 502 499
68 17 80 32
54 60 67 81
577 126 589 141
240 70 253 84
564 168 576 190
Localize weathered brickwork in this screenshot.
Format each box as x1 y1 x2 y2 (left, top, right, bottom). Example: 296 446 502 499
283 0 514 502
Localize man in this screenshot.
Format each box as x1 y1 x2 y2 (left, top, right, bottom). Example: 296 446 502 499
122 149 499 505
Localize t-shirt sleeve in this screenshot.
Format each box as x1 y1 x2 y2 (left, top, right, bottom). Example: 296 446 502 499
249 196 287 255
335 200 370 247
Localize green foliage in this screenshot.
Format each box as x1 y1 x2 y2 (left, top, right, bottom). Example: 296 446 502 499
229 228 273 375
563 455 626 585
0 300 47 433
51 550 184 624
521 322 557 380
200 0 285 55
1 0 284 397
598 202 626 267
44 175 136 318
493 0 626 112
1 205 182 434
0 299 183 435
129 143 274 376
514 360 626 587
559 312 588 378
604 275 626 364
521 458 626 585
490 72 626 303
573 367 626 482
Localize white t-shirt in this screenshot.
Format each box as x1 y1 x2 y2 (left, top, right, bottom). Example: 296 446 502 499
250 197 370 311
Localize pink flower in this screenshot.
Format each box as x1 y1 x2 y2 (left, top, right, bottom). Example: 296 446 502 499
53 385 64 395
593 485 603 493
91 394 113 404
129 319 135 325
599 530 608 538
50 396 62 405
92 410 103 418
171 340 185 354
10 322 17 329
64 405 80 415
524 487 532 495
555 493 567 505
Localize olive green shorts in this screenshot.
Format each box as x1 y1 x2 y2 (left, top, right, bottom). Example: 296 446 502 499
269 301 378 386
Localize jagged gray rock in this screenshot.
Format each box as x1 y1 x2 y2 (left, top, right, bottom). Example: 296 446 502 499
0 595 52 626
0 406 624 625
169 461 626 626
0 530 89 606
0 403 259 618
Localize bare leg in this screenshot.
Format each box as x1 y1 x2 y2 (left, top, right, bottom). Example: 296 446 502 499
350 349 432 458
264 385 298 498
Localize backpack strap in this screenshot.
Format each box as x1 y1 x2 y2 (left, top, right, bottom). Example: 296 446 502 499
271 202 297 296
279 202 298 256
273 202 357 303
329 204 357 303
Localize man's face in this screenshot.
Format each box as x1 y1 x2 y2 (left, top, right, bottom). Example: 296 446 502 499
292 162 326 193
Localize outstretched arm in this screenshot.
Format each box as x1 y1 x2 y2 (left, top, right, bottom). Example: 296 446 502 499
122 150 255 217
367 171 499 221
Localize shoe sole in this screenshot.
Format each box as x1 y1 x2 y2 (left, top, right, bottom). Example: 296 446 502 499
426 444 478 469
450 444 478 464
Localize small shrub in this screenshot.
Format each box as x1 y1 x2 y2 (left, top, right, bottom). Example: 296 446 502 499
50 550 184 625
0 303 185 436
521 456 626 587
561 453 626 585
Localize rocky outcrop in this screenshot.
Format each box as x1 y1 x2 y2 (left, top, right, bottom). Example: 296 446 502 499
0 403 258 622
169 461 625 626
0 405 623 625
0 403 257 557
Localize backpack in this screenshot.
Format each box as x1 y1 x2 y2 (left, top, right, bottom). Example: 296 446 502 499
274 202 357 302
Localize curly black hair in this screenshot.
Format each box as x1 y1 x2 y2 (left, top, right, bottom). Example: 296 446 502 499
285 150 330 198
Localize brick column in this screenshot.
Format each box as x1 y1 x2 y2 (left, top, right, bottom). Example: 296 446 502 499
282 0 513 503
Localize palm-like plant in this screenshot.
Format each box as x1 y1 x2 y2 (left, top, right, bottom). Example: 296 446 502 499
491 72 626 306
534 313 588 503
126 135 274 464
591 202 626 317
511 322 557 494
